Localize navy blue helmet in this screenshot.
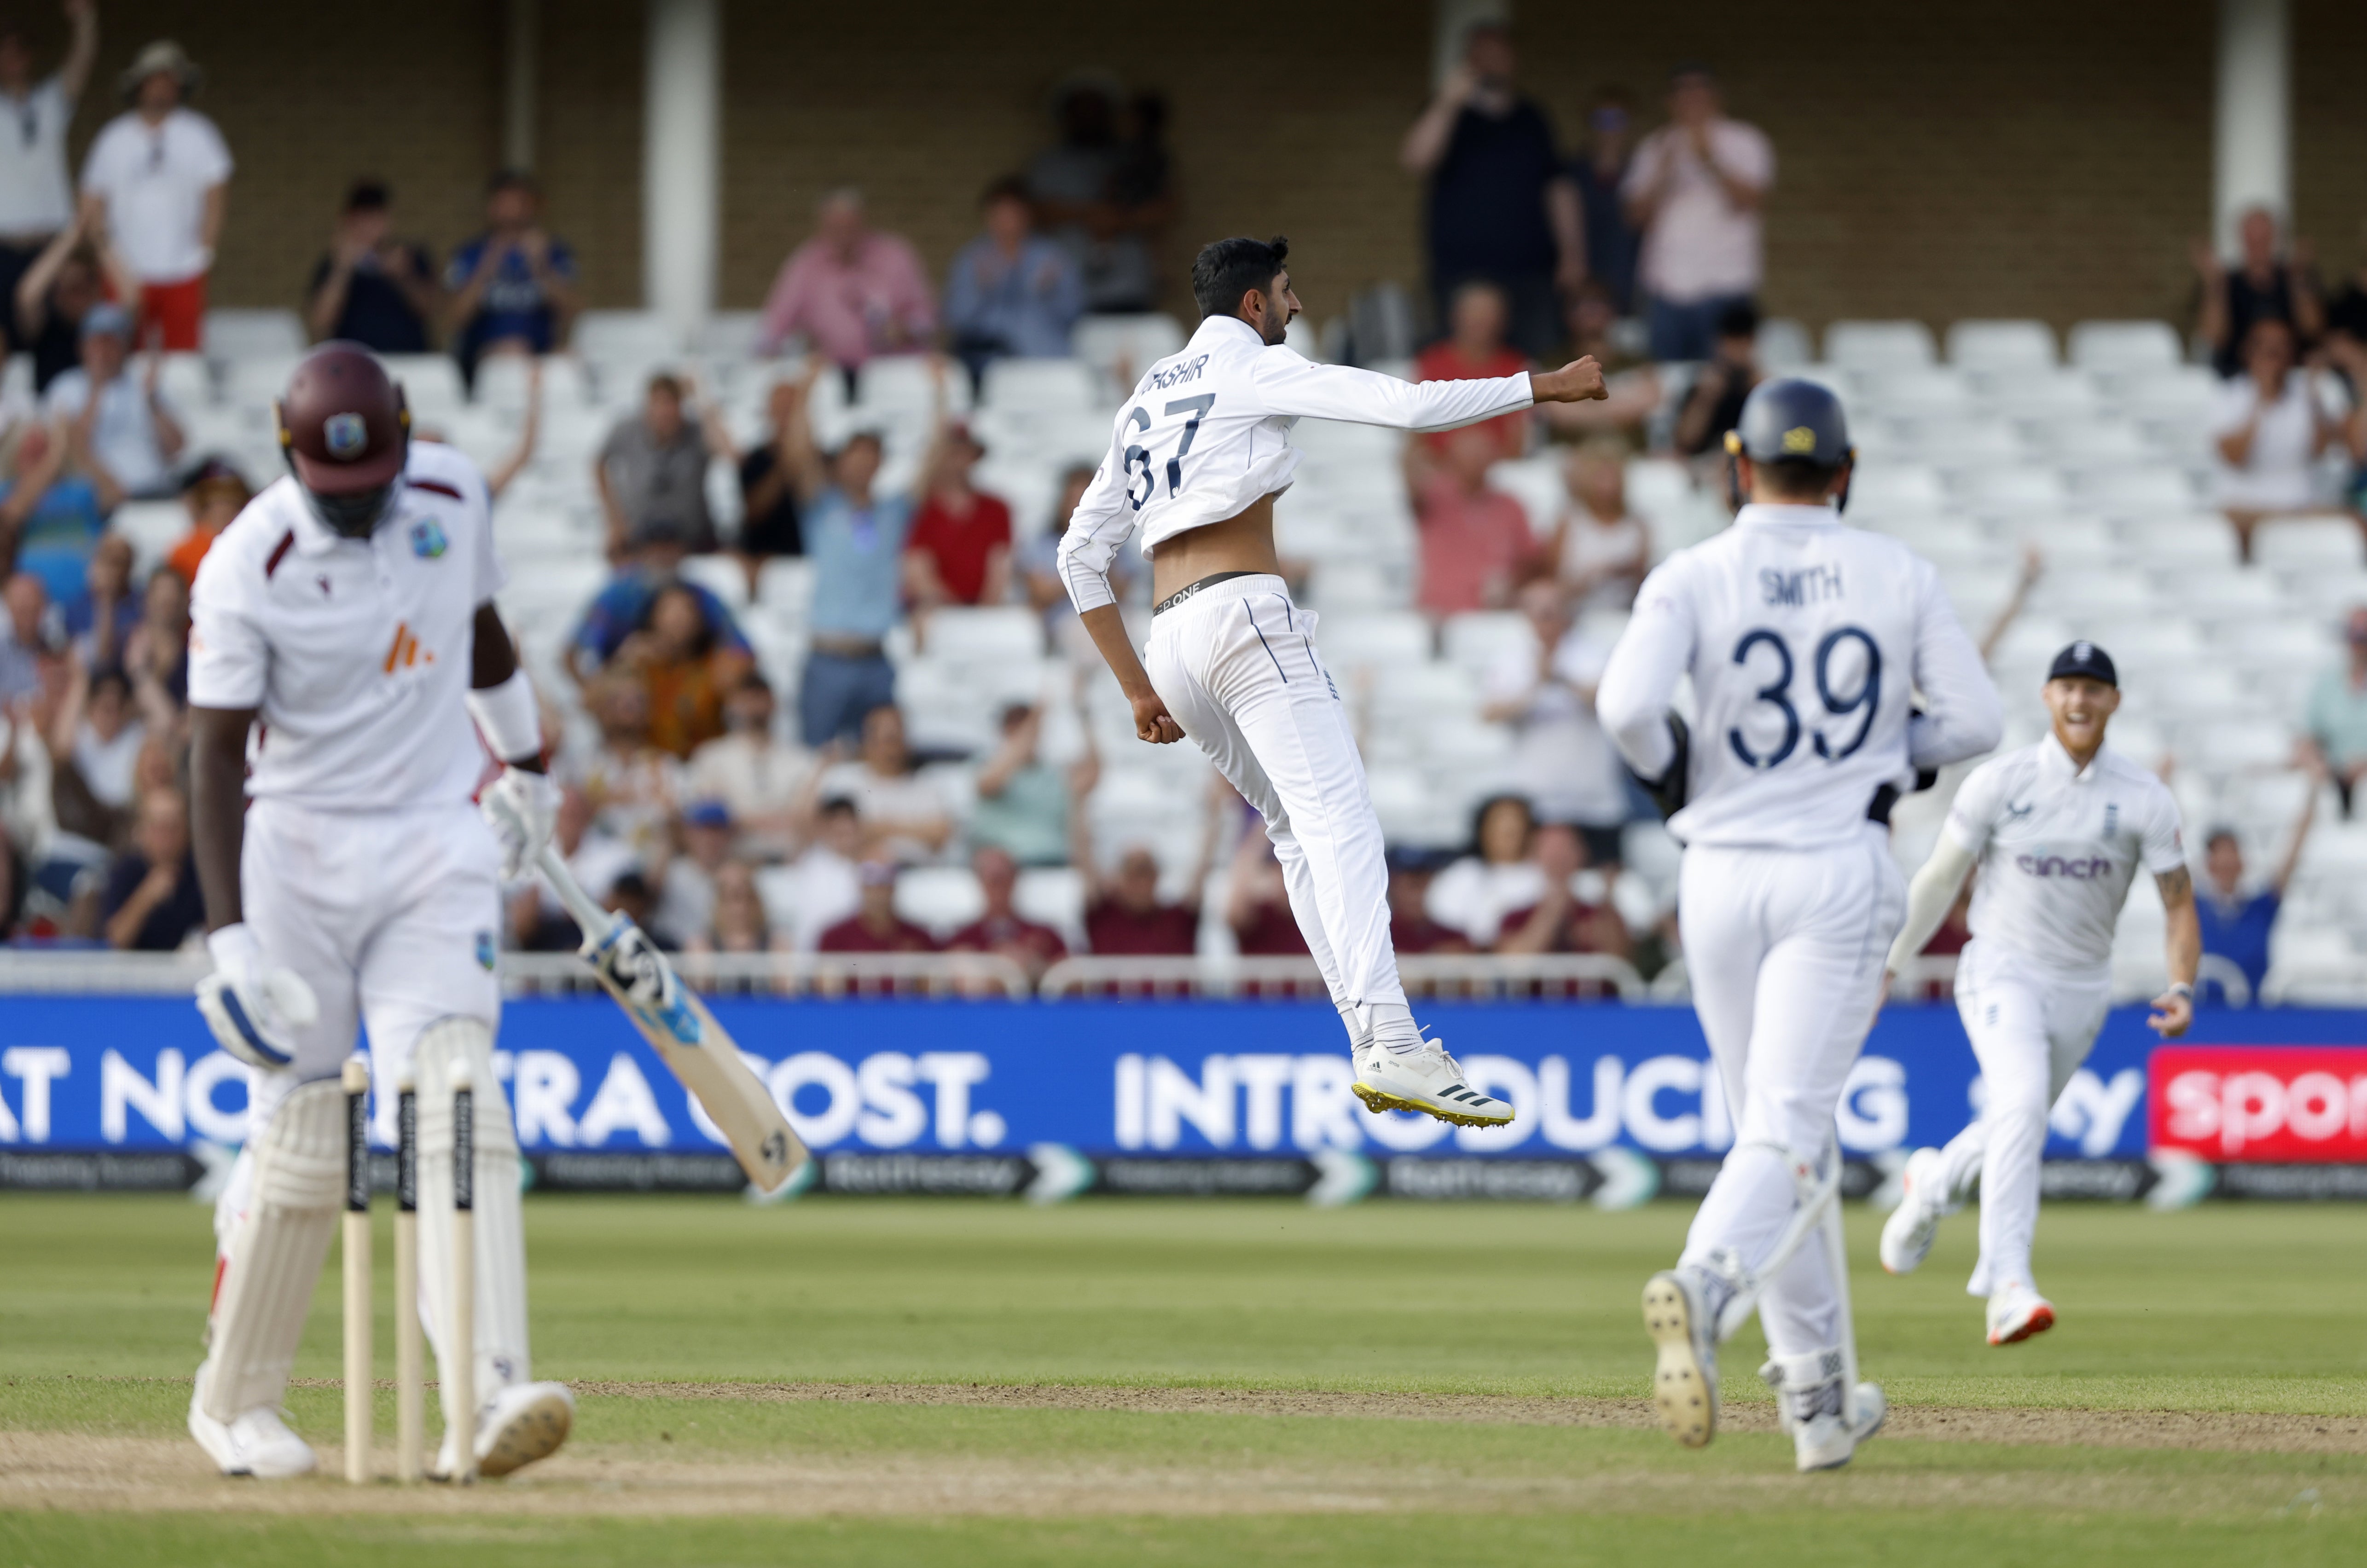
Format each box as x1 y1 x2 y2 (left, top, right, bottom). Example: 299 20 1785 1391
1722 376 1855 511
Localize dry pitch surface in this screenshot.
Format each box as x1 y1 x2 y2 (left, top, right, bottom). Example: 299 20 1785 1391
3 1194 2362 1566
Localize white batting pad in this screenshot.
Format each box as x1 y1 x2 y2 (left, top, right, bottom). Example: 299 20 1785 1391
201 1077 344 1421
413 1016 529 1437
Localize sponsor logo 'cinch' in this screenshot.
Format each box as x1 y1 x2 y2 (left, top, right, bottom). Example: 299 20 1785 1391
2015 853 2112 879
382 621 433 674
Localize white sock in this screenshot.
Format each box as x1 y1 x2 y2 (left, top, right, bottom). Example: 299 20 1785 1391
1337 1001 1364 1046
1361 1002 1423 1054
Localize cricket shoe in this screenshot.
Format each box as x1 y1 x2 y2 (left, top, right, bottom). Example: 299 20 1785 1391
1641 1267 1723 1448
188 1363 316 1479
432 1381 576 1481
1351 1039 1512 1128
1879 1146 1954 1276
1986 1281 2055 1346
1761 1349 1885 1472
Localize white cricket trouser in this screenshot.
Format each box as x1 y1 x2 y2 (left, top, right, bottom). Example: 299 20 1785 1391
1145 573 1402 1014
1938 937 2111 1298
1676 825 1903 1358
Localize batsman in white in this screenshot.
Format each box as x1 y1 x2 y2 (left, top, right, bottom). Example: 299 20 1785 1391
1596 378 2003 1471
1056 235 1608 1127
1879 642 2197 1344
185 343 571 1480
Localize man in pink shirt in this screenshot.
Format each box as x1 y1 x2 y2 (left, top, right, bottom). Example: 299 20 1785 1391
1622 64 1775 363
757 188 935 368
1408 424 1538 617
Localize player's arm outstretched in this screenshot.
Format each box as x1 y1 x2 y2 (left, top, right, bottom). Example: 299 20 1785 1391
1251 350 1608 433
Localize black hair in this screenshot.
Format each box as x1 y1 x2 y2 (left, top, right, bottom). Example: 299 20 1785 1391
1670 60 1715 84
1468 792 1537 858
87 664 133 700
487 168 539 197
1715 300 1760 340
981 174 1031 207
735 669 773 696
344 179 391 213
1758 458 1845 500
1191 235 1288 321
2205 826 2242 851
818 796 859 818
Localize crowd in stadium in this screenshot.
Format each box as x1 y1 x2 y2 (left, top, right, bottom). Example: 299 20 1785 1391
3 14 2367 1005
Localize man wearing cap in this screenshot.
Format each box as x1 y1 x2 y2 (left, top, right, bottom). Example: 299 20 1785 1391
180 341 574 1480
1880 641 2198 1346
41 298 182 499
77 39 228 352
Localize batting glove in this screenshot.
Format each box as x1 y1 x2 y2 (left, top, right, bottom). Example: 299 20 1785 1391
480 765 562 883
194 923 320 1069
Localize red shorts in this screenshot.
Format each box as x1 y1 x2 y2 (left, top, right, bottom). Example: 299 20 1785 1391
138 273 207 352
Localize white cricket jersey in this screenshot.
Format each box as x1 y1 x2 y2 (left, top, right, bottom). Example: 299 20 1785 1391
1596 503 2002 849
1943 734 2185 972
189 441 505 812
1055 314 1532 612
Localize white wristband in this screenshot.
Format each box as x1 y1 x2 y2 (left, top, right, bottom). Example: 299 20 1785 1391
465 666 542 764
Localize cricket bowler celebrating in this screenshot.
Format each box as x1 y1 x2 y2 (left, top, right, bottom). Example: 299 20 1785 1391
1056 235 1608 1126
185 343 571 1479
1596 378 2002 1471
1880 642 2197 1344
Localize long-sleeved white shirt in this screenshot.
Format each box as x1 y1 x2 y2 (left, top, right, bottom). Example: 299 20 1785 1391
1595 502 2002 849
1055 314 1532 613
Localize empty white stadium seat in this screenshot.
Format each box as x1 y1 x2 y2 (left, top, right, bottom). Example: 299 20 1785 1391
853 353 971 417
2067 320 2181 374
1945 319 2057 371
1907 418 2023 468
222 354 303 407
1367 660 1480 719
574 310 685 366
1485 455 1566 538
1957 469 2069 512
1823 320 1936 371
2251 515 2361 570
2035 417 2151 464
111 499 186 579
1841 463 1947 515
1072 313 1188 391
380 353 466 415
1858 367 1971 419
678 552 749 612
1993 368 2101 420
1318 611 1430 669
474 353 590 409
921 606 1045 664
2161 567 2283 620
1441 611 1531 672
204 309 306 361
755 556 816 617
894 866 986 937
2132 512 2240 570
1015 868 1088 949
2215 616 2338 666
696 311 766 361
1756 318 1814 369
2072 465 2197 512
980 357 1100 414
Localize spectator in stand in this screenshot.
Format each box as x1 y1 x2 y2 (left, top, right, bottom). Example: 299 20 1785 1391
734 379 804 567
946 844 1067 981
14 213 120 392
654 798 736 950
1427 794 1544 948
2302 605 2367 818
511 785 635 950
2196 784 2318 1006
1405 422 1537 617
443 170 579 382
2211 318 2344 560
0 568 54 702
1543 438 1649 612
2194 207 2324 378
817 859 935 953
755 187 933 370
944 175 1083 388
1225 827 1310 957
1568 88 1642 313
1491 822 1630 960
1020 461 1142 658
818 703 952 863
596 371 733 559
1539 280 1663 440
1481 580 1630 862
1386 856 1473 955
76 40 226 352
44 300 183 501
98 781 200 949
1026 77 1166 317
974 702 1096 868
0 418 99 608
1400 21 1581 359
606 580 751 761
1671 300 1762 461
162 455 246 587
904 422 1012 617
1112 92 1178 295
42 647 137 850
773 360 947 746
567 674 679 868
305 179 438 352
122 553 185 712
685 672 811 861
1072 770 1218 955
685 860 787 957
603 869 677 952
763 793 863 950
64 529 133 660
1414 280 1530 462
1622 64 1774 364
566 556 749 687
0 1 95 322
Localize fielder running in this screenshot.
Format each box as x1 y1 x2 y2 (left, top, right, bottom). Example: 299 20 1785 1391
1596 379 2003 1471
1879 641 2197 1343
1056 235 1608 1126
186 343 569 1479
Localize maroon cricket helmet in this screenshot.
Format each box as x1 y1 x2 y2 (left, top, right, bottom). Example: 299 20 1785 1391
275 341 410 499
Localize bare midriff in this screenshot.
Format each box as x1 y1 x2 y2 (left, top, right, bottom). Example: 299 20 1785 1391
1148 494 1283 603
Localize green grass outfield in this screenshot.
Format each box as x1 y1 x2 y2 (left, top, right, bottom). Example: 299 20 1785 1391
2 1194 2362 1566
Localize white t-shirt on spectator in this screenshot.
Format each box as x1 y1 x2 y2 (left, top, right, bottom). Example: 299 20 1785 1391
0 78 77 237
1622 119 1775 304
2210 370 2342 511
1485 629 1630 827
757 846 861 951
80 107 232 282
41 367 177 496
817 759 951 864
1425 856 1548 948
73 717 144 809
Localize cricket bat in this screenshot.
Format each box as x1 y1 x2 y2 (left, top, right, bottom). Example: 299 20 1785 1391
536 846 808 1194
